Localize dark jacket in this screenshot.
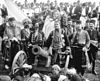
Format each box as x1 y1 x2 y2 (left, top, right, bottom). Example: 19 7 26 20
1 8 8 18
0 23 6 38
87 29 100 42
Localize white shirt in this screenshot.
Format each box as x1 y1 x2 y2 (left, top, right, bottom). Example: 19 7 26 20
98 6 100 13
67 6 70 13
88 7 91 13
72 7 75 14
82 7 86 16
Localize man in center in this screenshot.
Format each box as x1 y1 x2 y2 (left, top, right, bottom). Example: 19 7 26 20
45 20 70 67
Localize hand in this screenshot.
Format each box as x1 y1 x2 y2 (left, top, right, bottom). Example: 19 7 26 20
82 46 87 52
3 37 8 41
28 44 32 47
66 46 71 53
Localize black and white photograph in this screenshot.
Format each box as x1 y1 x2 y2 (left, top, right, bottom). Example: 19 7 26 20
0 0 100 81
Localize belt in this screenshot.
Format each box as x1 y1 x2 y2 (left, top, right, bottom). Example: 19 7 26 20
74 43 85 47
81 15 86 17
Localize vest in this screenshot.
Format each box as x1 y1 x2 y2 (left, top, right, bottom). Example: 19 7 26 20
51 30 65 49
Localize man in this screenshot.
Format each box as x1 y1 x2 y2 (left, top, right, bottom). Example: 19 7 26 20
66 19 73 38
70 2 82 20
30 23 45 47
21 19 31 52
80 3 87 28
3 17 21 41
21 19 31 41
64 3 70 15
87 20 100 75
71 20 90 76
45 21 70 67
96 2 100 29
48 64 69 81
84 20 90 30
3 17 21 69
29 23 46 66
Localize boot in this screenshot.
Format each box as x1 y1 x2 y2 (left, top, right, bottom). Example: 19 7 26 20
92 61 97 75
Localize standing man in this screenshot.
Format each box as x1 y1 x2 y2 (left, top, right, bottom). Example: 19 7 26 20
21 19 31 52
3 17 21 69
87 20 100 75
70 2 82 21
96 2 100 30
45 21 70 67
71 20 90 76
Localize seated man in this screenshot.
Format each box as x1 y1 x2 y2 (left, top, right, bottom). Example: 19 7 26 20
45 21 70 67
2 17 21 69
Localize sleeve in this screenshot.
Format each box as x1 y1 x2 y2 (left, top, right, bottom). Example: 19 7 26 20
0 23 6 38
64 32 70 47
3 27 8 40
17 27 21 41
97 31 100 43
44 31 53 48
85 31 90 48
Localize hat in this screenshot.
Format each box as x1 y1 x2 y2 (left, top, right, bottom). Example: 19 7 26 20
31 73 40 78
22 19 31 25
8 17 15 22
86 20 90 23
82 3 86 6
76 20 81 24
90 19 95 24
35 23 39 28
52 64 61 71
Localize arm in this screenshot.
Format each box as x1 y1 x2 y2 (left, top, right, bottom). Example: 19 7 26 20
3 27 8 40
44 31 53 49
64 32 70 47
85 31 90 48
16 27 21 41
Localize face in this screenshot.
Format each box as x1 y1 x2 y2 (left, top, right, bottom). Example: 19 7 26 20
54 22 60 29
9 21 16 27
52 68 60 75
89 23 94 29
76 23 82 30
85 22 89 27
68 21 72 26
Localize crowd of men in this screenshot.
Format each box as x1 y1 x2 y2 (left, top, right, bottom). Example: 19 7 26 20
0 0 100 81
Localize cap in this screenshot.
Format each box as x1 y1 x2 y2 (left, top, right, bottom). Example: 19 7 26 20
35 23 39 28
86 20 90 23
90 19 95 24
76 20 81 24
22 19 31 25
52 64 61 71
31 73 40 78
8 17 15 22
